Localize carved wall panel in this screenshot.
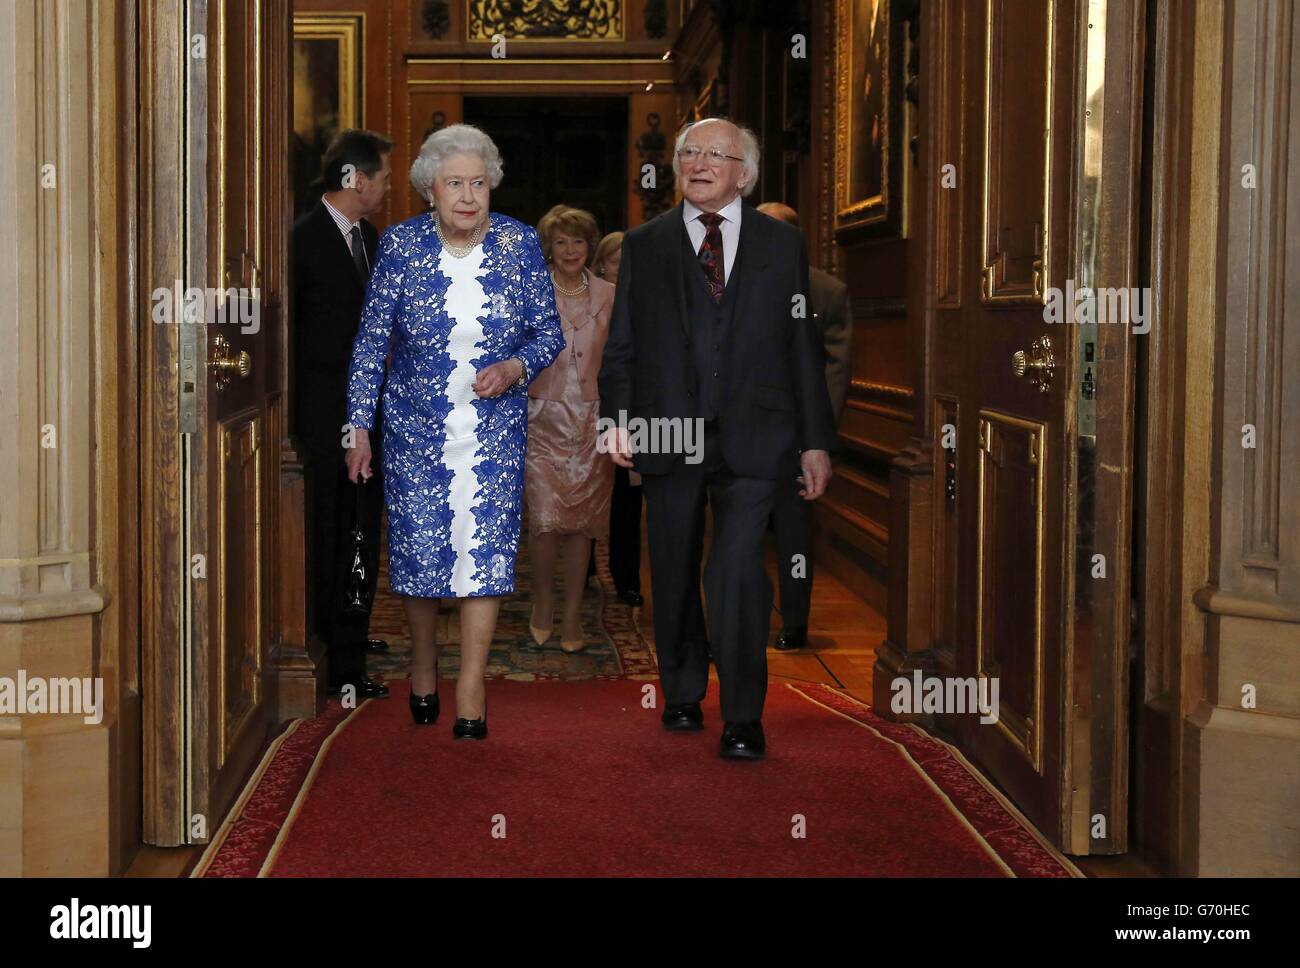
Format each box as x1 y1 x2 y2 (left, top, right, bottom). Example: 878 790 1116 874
980 0 1054 303
976 411 1046 772
218 412 265 764
931 396 959 671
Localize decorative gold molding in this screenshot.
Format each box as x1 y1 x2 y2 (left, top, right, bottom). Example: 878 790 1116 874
292 13 365 124
979 0 1054 304
976 410 1046 772
466 0 624 41
819 0 837 273
852 379 916 404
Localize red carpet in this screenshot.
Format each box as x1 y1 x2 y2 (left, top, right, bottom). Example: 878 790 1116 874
194 680 1080 877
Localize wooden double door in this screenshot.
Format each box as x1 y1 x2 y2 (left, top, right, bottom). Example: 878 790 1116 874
140 0 292 846
918 0 1144 853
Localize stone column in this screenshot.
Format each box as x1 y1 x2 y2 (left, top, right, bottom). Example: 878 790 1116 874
0 0 121 876
1185 0 1300 876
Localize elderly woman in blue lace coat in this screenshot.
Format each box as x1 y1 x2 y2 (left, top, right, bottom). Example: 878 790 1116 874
345 123 562 739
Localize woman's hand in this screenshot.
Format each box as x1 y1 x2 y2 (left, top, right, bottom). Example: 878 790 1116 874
600 426 634 469
473 357 524 398
346 429 373 483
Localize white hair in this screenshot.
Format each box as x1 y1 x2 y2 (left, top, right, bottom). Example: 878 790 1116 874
410 123 504 201
671 118 760 198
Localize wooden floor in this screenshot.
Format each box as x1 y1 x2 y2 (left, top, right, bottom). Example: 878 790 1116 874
635 537 884 707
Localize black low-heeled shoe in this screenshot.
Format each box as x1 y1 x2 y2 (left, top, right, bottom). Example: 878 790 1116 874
452 697 488 740
409 688 440 725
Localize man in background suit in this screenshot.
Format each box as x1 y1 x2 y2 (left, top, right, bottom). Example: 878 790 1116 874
292 128 394 698
757 202 854 652
599 118 837 760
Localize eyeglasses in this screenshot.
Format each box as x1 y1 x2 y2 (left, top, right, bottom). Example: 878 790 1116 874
677 145 744 166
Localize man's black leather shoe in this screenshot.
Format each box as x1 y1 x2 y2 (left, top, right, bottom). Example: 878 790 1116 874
617 588 644 607
661 702 704 731
774 626 808 651
720 721 766 760
365 638 390 654
329 676 390 699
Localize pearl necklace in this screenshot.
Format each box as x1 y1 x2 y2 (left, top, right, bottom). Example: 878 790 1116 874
551 269 589 296
434 213 487 257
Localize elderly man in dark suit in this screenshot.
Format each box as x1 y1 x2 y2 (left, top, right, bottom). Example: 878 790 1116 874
756 201 854 651
599 118 837 760
292 128 394 699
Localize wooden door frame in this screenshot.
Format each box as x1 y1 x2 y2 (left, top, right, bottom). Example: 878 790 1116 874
1059 0 1145 855
139 0 189 847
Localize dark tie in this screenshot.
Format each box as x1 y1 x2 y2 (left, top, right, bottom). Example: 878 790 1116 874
696 212 725 302
349 225 369 282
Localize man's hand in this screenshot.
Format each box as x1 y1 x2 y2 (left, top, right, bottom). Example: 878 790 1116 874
601 426 634 468
473 357 524 398
797 449 832 500
346 429 373 483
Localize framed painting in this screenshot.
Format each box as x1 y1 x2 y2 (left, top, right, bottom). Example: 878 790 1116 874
291 13 364 217
835 0 907 239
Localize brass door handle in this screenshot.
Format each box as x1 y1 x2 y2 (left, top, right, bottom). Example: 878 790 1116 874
209 334 252 391
1012 335 1055 393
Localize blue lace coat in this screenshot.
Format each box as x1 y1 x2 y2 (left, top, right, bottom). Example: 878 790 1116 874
346 212 563 597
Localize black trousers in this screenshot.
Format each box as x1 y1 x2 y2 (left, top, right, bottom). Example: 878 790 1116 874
608 464 644 594
303 432 383 687
641 423 779 723
771 474 813 630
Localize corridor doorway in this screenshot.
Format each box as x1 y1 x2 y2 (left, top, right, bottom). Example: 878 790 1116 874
463 96 629 235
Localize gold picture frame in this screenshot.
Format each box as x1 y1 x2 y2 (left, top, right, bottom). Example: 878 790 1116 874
834 0 907 239
291 13 365 216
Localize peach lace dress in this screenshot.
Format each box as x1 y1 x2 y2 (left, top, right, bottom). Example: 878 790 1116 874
525 275 615 537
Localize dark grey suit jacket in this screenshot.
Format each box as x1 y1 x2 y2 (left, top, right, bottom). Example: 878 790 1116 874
598 202 838 479
810 266 853 424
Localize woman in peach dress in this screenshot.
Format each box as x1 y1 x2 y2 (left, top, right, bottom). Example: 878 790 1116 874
526 206 615 652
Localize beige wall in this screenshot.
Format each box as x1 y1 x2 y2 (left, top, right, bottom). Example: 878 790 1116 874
0 0 132 875
1179 0 1300 876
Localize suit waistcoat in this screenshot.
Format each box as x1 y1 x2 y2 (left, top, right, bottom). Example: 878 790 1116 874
679 221 744 420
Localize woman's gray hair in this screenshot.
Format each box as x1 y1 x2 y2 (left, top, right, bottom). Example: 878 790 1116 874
410 123 504 201
671 118 760 198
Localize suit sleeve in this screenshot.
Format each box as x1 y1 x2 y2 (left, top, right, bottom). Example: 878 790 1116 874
511 226 564 386
821 280 853 425
597 235 634 423
790 238 839 453
346 228 403 431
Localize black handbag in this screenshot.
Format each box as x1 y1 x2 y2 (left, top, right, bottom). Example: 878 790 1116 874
341 480 372 620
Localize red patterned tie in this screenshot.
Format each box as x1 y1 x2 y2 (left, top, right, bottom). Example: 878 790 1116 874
696 211 725 302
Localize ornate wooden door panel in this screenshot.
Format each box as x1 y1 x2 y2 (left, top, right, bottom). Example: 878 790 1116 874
193 0 289 835
975 412 1047 775
922 0 1142 853
946 0 1073 841
139 0 288 845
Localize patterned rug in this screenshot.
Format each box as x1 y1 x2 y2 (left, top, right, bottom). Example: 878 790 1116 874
365 521 656 682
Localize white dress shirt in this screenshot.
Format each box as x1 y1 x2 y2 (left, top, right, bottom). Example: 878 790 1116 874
322 194 368 273
683 195 743 284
